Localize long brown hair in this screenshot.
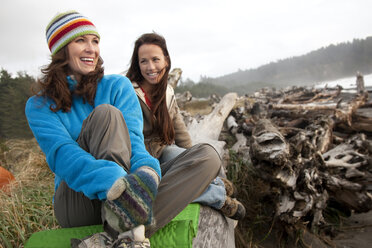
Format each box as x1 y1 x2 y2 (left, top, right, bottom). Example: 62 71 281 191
32 45 104 112
126 33 174 145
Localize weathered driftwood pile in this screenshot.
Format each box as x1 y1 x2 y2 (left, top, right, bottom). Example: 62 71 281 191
226 81 372 233
170 68 372 242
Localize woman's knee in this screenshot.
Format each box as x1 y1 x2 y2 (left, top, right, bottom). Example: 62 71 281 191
93 104 121 119
195 143 222 174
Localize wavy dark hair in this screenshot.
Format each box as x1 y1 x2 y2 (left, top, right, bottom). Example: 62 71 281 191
32 45 104 112
126 32 174 145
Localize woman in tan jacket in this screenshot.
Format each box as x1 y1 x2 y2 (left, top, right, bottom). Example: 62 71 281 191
126 32 245 222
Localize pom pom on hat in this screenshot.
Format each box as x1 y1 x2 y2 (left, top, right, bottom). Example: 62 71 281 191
46 10 100 55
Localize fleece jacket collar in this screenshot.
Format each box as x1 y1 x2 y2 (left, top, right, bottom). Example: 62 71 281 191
67 75 78 91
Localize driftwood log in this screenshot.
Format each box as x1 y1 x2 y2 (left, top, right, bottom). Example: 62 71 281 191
249 118 329 231
227 115 248 154
167 65 238 156
168 68 183 89
187 92 238 156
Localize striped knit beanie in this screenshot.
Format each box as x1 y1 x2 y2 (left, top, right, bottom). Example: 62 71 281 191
46 10 100 55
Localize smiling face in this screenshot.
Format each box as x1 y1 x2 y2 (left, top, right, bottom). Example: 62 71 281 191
67 34 100 82
138 44 168 90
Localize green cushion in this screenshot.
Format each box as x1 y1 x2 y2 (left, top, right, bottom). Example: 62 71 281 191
25 225 103 248
171 203 200 235
152 203 200 248
24 203 200 248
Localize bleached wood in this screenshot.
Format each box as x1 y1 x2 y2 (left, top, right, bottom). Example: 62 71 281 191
168 68 183 89
187 92 238 155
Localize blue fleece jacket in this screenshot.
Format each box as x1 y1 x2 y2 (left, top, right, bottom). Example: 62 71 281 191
25 74 160 200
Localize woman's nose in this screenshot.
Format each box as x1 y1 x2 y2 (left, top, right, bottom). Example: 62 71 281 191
148 61 155 69
85 42 96 53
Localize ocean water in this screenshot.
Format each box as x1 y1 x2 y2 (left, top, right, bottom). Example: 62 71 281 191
315 74 372 90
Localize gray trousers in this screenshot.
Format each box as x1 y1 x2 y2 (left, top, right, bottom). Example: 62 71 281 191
54 104 221 237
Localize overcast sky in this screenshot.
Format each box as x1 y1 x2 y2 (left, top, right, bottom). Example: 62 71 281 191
1 0 371 82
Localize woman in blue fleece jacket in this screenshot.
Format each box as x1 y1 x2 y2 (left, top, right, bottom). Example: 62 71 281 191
26 10 223 247
25 11 162 246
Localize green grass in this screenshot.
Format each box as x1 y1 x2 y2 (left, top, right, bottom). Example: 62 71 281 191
226 149 277 248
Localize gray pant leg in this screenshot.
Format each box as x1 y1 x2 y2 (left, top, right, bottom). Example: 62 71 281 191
77 104 131 170
161 145 228 210
54 182 102 227
54 104 131 227
146 143 221 237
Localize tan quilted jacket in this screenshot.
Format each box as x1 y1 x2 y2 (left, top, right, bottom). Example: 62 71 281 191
132 82 192 158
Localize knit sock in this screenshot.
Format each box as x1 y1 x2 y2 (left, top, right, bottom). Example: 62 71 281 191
102 166 160 233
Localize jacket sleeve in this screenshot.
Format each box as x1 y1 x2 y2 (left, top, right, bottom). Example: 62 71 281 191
109 76 161 177
25 97 126 200
172 100 193 148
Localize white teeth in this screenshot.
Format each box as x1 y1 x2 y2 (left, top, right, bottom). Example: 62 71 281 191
148 73 157 76
81 58 94 62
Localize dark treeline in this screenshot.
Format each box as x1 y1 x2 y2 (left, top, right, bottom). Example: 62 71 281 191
177 36 372 96
176 77 231 98
0 69 34 139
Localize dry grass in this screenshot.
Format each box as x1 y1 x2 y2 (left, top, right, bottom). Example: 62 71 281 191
0 139 58 248
182 99 213 116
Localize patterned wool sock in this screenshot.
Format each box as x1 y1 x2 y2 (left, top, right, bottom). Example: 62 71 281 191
102 166 160 233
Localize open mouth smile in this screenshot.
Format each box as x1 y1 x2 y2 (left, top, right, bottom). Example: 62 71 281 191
81 57 94 64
